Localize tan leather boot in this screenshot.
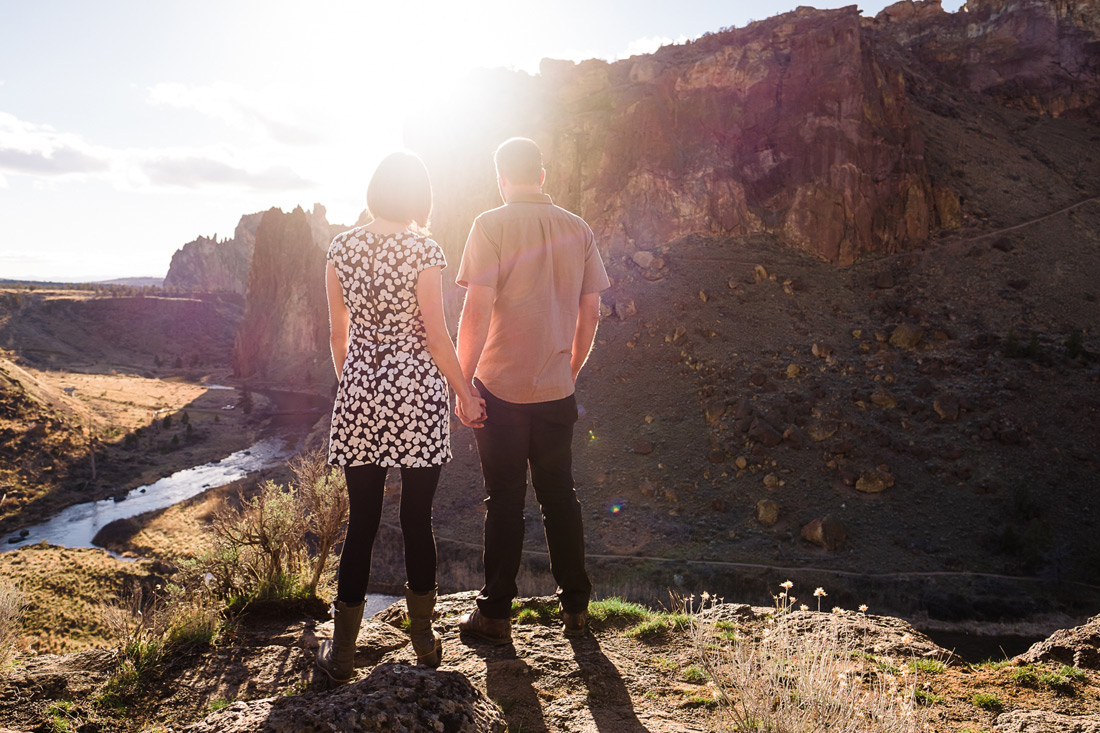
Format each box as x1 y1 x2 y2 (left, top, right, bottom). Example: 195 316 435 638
316 600 364 683
405 584 442 668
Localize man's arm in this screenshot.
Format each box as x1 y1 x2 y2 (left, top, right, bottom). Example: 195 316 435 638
456 283 496 426
571 292 601 383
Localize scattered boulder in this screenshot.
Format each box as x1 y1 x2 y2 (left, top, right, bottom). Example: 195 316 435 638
870 390 897 409
631 439 654 455
855 469 894 494
807 421 839 442
811 343 832 358
756 499 779 526
1015 614 1100 670
748 417 784 447
614 300 638 320
801 516 846 551
705 401 728 425
889 324 924 349
933 394 961 421
763 473 781 489
183 663 507 733
753 265 769 283
786 364 801 379
631 250 656 269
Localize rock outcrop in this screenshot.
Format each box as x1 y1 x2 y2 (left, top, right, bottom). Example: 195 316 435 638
1017 613 1100 669
231 206 333 386
164 212 264 294
871 0 1100 120
183 663 507 733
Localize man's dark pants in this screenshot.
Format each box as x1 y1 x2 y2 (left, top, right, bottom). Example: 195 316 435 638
472 379 592 619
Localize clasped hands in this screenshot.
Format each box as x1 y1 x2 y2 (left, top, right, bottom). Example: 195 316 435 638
455 384 487 429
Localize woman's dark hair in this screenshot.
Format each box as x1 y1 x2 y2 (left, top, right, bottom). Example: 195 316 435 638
494 137 542 185
366 151 432 229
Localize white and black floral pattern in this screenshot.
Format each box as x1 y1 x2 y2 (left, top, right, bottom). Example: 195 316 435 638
327 227 451 468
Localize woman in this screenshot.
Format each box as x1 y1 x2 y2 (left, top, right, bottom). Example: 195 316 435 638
317 151 485 683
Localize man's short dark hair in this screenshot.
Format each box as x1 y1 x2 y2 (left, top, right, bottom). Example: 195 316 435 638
367 151 432 229
494 137 543 185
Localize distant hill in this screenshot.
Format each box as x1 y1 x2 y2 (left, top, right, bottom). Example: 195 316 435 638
0 277 163 288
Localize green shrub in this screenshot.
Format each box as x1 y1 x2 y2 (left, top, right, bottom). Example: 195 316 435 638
909 658 946 674
972 692 1002 711
588 597 651 625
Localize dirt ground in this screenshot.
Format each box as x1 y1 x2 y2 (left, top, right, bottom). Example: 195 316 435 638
3 589 1100 732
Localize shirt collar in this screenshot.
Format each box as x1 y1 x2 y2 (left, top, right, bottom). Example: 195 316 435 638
507 192 553 205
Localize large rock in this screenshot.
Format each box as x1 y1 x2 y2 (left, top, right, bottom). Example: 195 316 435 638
183 662 506 733
801 516 847 551
993 709 1100 733
410 6 940 266
1016 613 1100 669
231 206 337 387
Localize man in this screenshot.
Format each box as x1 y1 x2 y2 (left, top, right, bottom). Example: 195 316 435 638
454 137 610 644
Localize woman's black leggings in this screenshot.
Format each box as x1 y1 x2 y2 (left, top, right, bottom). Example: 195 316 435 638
335 463 442 604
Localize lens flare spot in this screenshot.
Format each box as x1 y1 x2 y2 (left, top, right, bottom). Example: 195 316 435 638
588 429 597 441
610 503 622 515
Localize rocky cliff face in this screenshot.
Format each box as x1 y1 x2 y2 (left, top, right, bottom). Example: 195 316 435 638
871 0 1100 119
231 206 333 386
411 1 1099 266
411 6 945 265
163 212 264 294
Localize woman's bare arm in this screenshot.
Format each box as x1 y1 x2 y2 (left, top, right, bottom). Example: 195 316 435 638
326 262 350 379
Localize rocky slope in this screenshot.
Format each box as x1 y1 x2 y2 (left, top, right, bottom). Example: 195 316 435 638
163 212 264 294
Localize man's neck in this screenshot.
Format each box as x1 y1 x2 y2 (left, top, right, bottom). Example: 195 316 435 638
504 185 543 202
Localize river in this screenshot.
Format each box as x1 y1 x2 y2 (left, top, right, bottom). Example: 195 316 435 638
1 386 327 554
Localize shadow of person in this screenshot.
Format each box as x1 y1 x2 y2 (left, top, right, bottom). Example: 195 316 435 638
473 642 551 733
568 635 653 733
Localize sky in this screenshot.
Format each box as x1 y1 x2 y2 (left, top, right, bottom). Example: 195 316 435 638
0 0 966 282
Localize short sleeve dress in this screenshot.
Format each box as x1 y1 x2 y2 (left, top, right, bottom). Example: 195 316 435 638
327 227 451 468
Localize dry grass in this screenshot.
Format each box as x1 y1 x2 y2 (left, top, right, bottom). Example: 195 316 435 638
0 579 25 669
692 603 927 732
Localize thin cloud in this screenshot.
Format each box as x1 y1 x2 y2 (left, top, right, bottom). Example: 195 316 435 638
141 155 312 190
147 82 321 146
0 111 312 193
0 112 112 176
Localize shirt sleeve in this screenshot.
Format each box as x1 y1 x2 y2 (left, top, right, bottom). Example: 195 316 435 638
580 227 611 294
417 237 447 273
455 217 500 289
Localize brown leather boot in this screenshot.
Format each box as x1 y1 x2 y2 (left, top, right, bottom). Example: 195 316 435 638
316 600 364 683
562 609 588 638
405 584 442 668
458 608 512 645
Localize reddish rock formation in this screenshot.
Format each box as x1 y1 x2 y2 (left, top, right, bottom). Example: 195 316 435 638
231 207 332 387
871 0 1100 120
411 6 939 265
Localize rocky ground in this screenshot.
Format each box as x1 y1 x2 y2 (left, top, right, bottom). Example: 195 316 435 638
3 592 1100 732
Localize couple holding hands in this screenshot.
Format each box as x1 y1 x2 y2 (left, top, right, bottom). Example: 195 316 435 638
318 137 610 682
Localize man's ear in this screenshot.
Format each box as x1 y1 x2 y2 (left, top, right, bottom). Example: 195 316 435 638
539 168 546 187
